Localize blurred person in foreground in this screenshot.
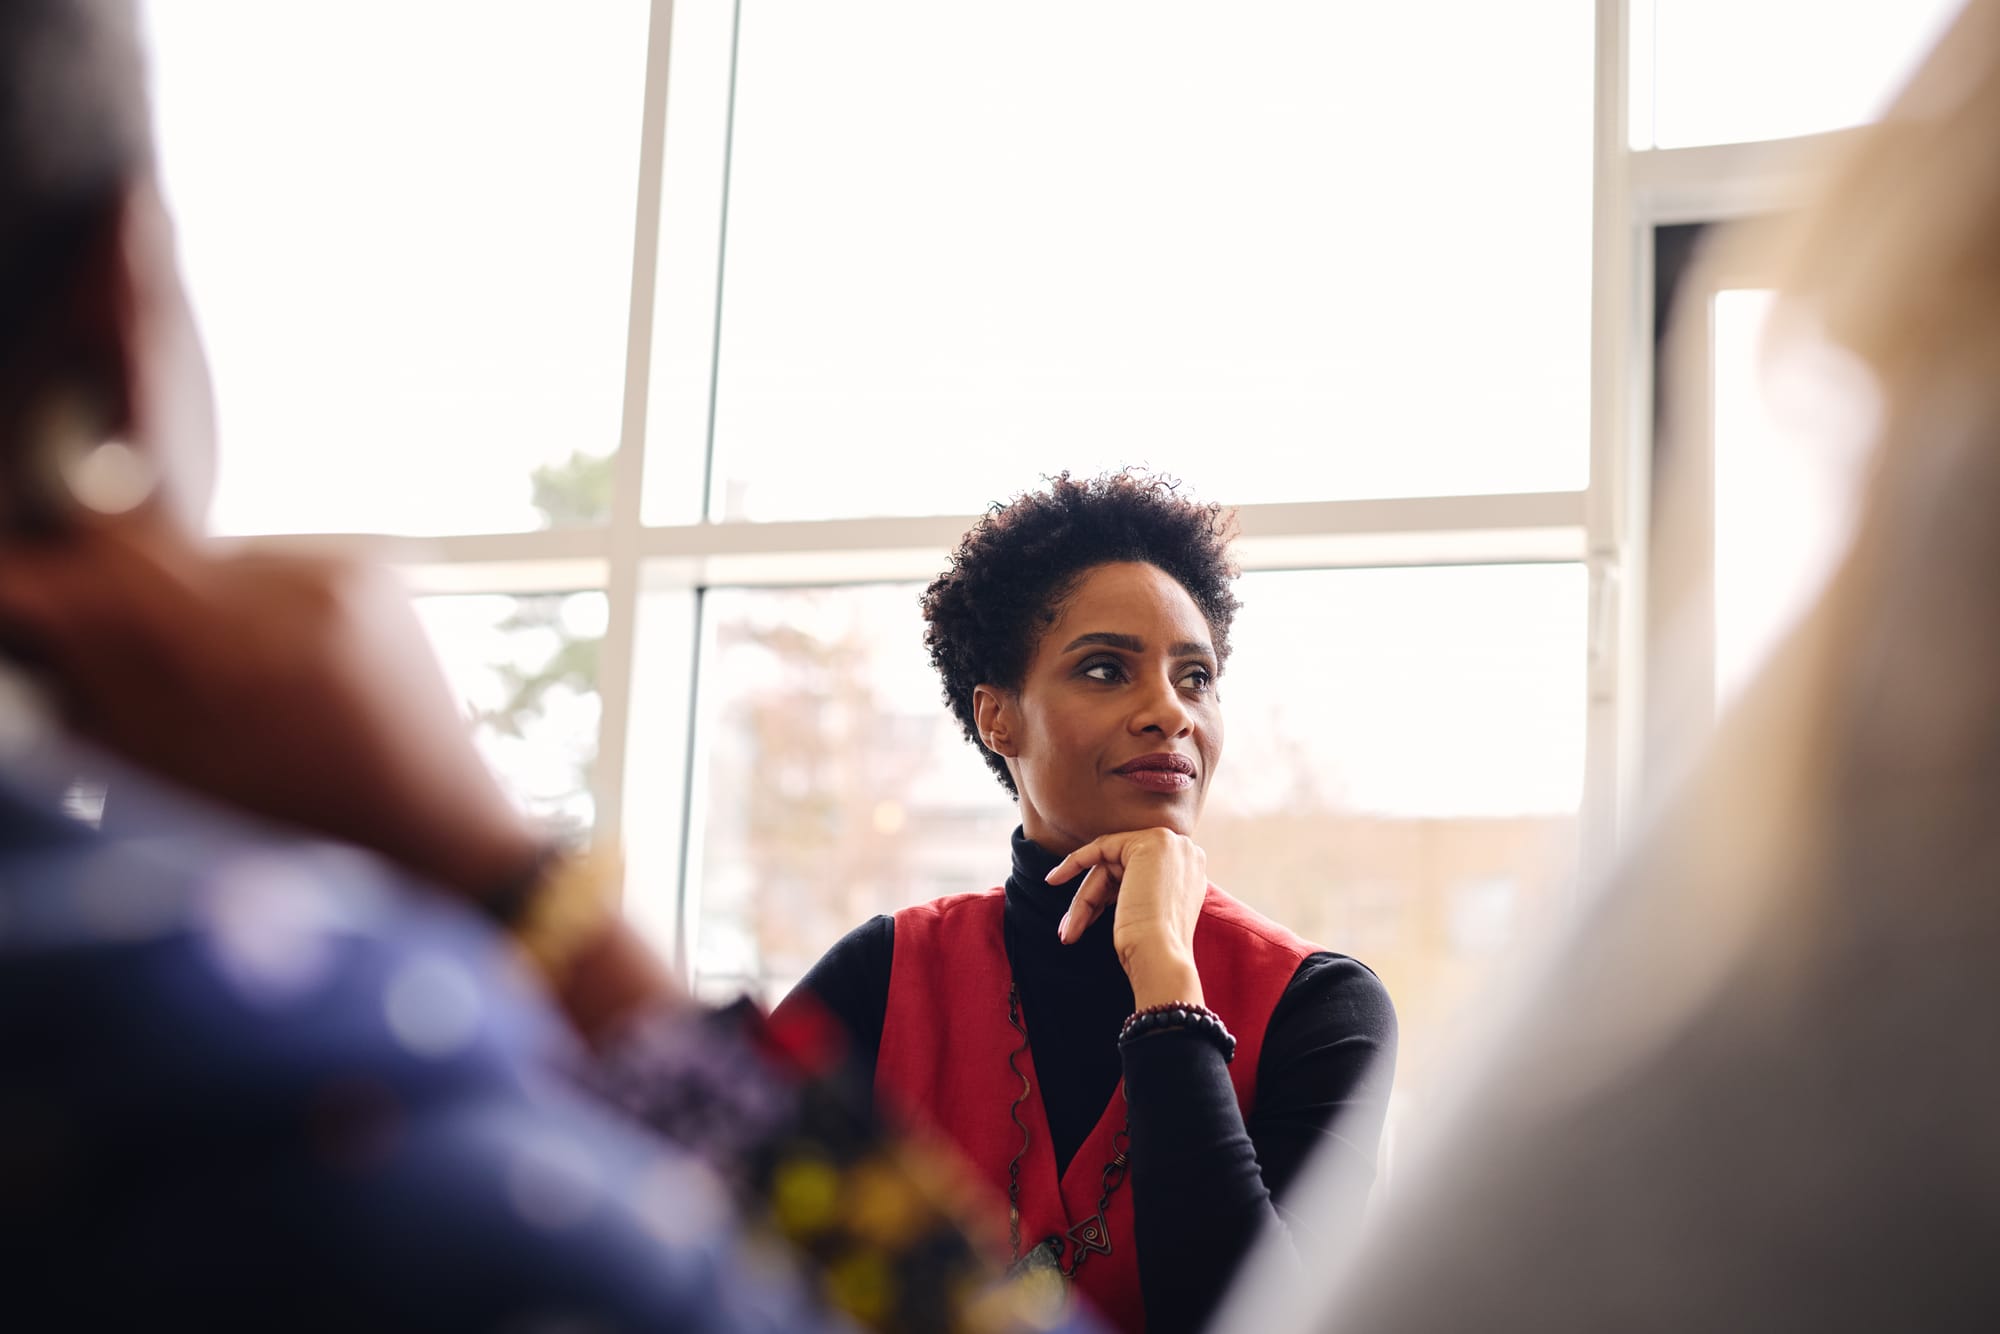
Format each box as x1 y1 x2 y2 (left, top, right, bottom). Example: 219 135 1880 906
1217 2 2000 1329
776 473 1396 1334
0 3 1071 1329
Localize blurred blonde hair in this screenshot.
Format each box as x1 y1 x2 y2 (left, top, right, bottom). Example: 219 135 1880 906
1774 0 2000 391
1650 0 2000 984
1750 0 2000 912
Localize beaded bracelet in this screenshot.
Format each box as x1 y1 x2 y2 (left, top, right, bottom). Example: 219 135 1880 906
1118 1002 1237 1064
477 839 570 928
476 840 619 980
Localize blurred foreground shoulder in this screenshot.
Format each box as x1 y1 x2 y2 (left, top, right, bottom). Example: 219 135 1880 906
0 821 837 1332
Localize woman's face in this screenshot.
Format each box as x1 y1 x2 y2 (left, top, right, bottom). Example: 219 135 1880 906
978 561 1224 857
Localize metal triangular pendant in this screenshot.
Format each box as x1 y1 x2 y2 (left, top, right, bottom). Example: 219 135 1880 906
1066 1210 1113 1259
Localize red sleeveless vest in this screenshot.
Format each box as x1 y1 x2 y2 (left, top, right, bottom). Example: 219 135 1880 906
877 887 1315 1334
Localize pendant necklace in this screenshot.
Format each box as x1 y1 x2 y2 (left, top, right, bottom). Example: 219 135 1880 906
1004 982 1131 1283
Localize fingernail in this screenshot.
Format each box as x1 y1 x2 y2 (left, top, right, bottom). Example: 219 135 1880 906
1045 866 1063 883
1057 911 1071 940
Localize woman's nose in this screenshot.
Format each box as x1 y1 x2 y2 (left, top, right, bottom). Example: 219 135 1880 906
1130 672 1193 736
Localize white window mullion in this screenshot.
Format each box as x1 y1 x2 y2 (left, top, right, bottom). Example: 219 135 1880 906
1631 132 1860 226
1583 0 1641 881
595 0 681 888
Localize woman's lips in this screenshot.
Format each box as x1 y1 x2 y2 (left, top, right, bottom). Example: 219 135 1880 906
1112 754 1197 793
1117 768 1195 793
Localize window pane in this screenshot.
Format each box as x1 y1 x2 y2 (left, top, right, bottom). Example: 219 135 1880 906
688 566 1586 1121
1645 0 1964 149
622 583 701 950
415 591 607 836
1711 290 1871 705
689 584 1017 996
1202 565 1585 1109
142 2 649 536
641 0 739 528
701 3 1594 521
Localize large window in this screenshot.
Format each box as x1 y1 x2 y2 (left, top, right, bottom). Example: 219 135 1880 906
141 0 1932 1138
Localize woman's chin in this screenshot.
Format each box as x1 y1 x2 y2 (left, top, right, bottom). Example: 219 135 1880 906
1104 791 1202 836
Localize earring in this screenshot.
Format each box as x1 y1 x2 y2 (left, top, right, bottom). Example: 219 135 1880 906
60 439 156 517
31 387 156 519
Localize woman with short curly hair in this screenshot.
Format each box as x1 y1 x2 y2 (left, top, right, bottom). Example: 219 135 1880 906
776 470 1396 1334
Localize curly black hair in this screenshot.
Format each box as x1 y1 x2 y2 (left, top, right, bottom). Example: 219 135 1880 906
922 470 1242 795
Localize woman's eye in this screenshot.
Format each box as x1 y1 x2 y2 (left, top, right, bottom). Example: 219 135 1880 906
1178 667 1214 691
1081 659 1125 683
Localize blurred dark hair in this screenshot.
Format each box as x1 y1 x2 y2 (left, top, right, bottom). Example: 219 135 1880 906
0 0 151 342
922 469 1241 795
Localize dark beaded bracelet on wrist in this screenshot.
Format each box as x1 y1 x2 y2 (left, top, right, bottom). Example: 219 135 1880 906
476 839 569 929
1118 1002 1237 1064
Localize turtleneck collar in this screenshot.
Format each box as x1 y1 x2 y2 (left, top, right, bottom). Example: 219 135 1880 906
1003 825 1121 969
999 825 1132 1176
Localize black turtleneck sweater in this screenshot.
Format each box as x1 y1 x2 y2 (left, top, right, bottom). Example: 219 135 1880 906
786 830 1397 1334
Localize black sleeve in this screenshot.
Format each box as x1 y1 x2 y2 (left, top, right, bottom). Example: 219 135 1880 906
1123 952 1397 1334
1245 952 1399 1207
773 914 896 1090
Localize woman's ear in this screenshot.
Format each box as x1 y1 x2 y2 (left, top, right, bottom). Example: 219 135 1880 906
972 684 1019 757
6 182 213 536
64 181 214 534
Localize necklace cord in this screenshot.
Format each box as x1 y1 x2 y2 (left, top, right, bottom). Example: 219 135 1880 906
1005 983 1035 1260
